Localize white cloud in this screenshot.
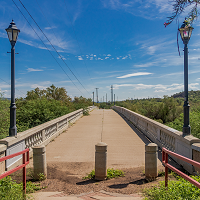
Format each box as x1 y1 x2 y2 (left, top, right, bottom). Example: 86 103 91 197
58 55 66 60
44 26 56 30
101 0 172 20
116 57 120 60
117 72 153 79
134 62 155 68
107 54 111 56
78 56 83 60
122 56 128 60
113 82 199 92
27 68 44 72
105 57 109 59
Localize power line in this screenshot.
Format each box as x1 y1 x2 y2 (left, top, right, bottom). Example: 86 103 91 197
18 0 90 95
64 0 95 85
35 0 85 86
12 0 89 94
12 0 83 95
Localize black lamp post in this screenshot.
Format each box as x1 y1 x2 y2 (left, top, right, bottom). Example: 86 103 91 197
5 20 20 137
178 20 193 136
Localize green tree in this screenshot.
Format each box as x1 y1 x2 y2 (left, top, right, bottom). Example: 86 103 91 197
46 84 71 101
73 96 92 110
0 93 10 139
26 84 72 102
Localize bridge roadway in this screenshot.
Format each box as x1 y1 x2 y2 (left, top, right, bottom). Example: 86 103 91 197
46 109 164 169
32 108 166 199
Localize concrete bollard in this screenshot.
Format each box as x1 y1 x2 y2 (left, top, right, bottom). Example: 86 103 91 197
33 145 47 180
145 143 158 180
95 142 107 180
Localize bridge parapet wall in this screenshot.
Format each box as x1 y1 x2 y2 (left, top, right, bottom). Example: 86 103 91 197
0 106 96 172
112 106 200 175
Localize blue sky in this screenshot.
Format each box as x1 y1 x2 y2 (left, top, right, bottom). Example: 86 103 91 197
1 0 200 101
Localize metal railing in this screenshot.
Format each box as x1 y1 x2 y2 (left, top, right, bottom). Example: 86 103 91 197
0 148 29 195
162 147 200 189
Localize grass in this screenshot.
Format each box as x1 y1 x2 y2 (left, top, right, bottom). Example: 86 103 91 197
83 168 125 180
0 176 43 200
141 170 200 200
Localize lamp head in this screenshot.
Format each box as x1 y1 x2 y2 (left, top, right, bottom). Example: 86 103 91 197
5 20 20 46
178 20 193 44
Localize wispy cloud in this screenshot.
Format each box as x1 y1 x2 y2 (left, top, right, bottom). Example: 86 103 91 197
114 82 199 92
78 56 83 60
101 0 173 19
27 68 44 72
58 55 66 60
44 26 56 30
134 62 155 68
117 72 153 79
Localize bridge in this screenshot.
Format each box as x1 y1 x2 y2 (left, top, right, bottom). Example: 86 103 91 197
31 108 167 199
1 106 200 199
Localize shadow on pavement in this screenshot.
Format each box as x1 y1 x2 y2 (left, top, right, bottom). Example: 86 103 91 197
113 109 190 175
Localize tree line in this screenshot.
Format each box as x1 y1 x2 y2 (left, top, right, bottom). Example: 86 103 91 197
0 85 93 139
99 90 200 139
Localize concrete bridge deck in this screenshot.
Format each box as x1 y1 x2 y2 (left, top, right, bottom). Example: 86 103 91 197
31 109 169 199
46 109 164 169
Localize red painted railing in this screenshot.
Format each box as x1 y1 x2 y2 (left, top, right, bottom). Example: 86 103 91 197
0 148 29 194
162 147 200 189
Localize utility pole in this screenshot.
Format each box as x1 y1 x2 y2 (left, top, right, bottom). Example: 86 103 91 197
106 93 107 104
95 88 99 103
93 92 94 106
103 96 104 102
114 94 115 105
111 85 113 103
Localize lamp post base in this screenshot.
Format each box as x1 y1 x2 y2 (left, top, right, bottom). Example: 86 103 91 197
9 127 17 137
182 126 191 137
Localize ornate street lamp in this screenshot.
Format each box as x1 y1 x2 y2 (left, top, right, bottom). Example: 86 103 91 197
5 20 20 137
178 20 193 136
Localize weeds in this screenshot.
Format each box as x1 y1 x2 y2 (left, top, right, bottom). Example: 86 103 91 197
37 173 46 181
0 176 43 200
142 172 200 199
83 168 125 180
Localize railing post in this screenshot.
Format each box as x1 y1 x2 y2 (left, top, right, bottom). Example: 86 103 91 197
56 123 58 131
165 152 168 189
23 152 26 195
42 130 45 142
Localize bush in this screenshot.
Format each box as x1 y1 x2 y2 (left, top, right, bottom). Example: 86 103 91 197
0 97 10 139
142 174 200 200
0 176 41 200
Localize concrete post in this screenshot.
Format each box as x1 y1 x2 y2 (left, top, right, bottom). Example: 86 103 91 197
33 145 47 180
95 142 107 180
145 143 158 180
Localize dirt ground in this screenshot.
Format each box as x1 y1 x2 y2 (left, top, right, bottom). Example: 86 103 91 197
12 162 177 196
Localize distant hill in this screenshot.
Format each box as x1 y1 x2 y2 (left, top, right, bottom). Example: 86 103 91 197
172 91 184 98
172 90 200 99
